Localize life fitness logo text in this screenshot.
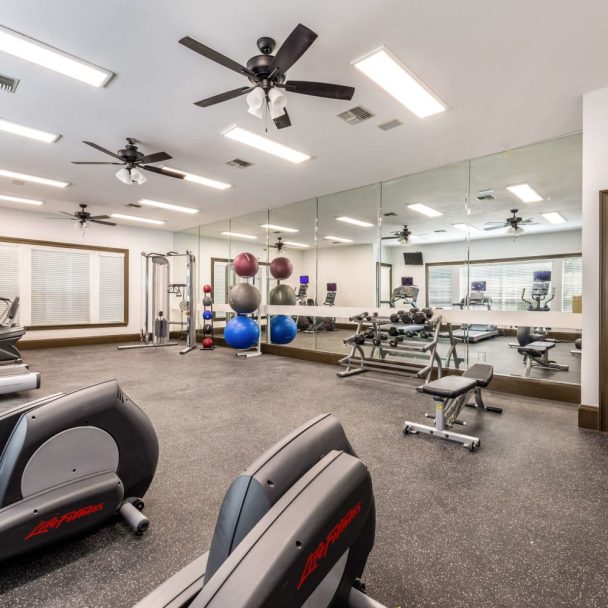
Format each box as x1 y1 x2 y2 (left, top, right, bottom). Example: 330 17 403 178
297 501 362 591
25 503 105 541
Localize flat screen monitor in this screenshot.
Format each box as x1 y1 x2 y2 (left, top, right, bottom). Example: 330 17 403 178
327 283 337 292
471 281 486 292
403 252 423 265
299 275 309 285
401 277 414 286
533 270 552 282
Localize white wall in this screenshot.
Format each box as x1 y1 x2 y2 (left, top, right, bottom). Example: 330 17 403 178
389 230 582 307
0 206 174 341
581 87 608 406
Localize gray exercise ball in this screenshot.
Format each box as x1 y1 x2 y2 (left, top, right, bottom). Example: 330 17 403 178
229 282 261 314
269 284 297 306
202 296 212 306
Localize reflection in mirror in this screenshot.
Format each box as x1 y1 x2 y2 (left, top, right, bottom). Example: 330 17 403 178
381 162 469 369
316 184 380 353
173 227 200 338
267 198 317 349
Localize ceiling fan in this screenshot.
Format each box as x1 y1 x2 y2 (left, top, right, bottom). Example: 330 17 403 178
46 204 116 236
179 23 355 129
484 209 537 236
381 225 415 246
72 138 184 185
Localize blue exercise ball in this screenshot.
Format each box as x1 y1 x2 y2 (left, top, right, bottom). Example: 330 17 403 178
203 310 213 320
224 315 260 349
270 315 297 345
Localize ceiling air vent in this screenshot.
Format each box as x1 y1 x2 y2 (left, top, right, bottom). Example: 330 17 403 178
383 211 398 217
378 119 402 131
337 106 374 125
126 203 142 208
476 189 496 201
226 158 252 168
434 229 447 233
0 73 19 94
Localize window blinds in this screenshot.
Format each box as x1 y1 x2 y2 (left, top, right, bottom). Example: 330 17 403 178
562 257 582 312
428 266 453 308
99 254 125 323
0 244 20 325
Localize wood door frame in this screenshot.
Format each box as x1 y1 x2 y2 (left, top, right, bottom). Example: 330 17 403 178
596 191 608 431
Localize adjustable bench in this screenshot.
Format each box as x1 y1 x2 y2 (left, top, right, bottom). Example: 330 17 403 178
404 363 500 451
517 340 569 377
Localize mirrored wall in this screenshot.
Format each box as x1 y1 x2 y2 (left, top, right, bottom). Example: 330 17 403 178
177 133 582 386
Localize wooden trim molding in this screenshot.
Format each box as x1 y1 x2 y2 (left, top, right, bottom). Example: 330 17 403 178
596 190 608 432
20 334 140 349
0 235 129 330
578 405 600 430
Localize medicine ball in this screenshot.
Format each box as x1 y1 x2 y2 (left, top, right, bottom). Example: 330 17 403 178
203 284 212 294
202 296 212 306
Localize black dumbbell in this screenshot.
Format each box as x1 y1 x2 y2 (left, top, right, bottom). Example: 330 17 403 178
409 307 419 313
401 313 413 324
396 310 405 317
353 334 366 345
422 307 434 319
364 330 375 339
390 313 400 323
372 337 382 346
388 326 399 337
412 312 427 324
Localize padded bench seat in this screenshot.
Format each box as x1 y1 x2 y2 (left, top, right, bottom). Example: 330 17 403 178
462 363 493 387
417 375 477 399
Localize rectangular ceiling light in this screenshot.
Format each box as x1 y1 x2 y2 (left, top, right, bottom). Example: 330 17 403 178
336 216 374 227
407 203 443 218
323 235 353 243
0 26 113 88
542 211 567 225
223 126 310 164
506 183 543 203
353 46 447 118
453 223 482 233
139 199 199 215
110 213 166 225
0 117 60 143
221 231 257 239
261 223 299 233
284 241 310 248
0 194 43 206
162 166 231 190
0 168 69 188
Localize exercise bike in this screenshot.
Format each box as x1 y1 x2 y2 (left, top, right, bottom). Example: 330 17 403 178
0 380 158 561
133 413 385 608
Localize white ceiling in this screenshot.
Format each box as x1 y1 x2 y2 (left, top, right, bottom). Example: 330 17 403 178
0 0 605 232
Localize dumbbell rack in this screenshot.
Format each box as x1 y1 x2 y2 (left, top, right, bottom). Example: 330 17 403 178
200 287 215 351
337 312 443 381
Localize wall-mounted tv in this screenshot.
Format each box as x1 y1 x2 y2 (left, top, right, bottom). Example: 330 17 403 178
327 283 337 292
471 281 487 292
299 275 309 285
401 276 414 286
533 270 552 282
403 252 423 265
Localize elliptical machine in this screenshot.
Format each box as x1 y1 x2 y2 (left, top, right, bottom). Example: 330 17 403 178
522 270 554 311
304 283 338 333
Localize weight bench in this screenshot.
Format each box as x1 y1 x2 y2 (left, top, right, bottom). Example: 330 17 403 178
404 364 500 451
517 341 569 377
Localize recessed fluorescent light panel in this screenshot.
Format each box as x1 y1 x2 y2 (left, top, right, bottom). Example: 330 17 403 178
407 203 443 218
284 241 310 248
0 168 69 188
0 26 113 87
542 211 566 225
353 46 447 118
162 166 231 190
138 199 199 215
110 213 165 225
223 126 310 164
0 117 60 143
506 183 543 203
221 231 257 239
336 216 374 227
261 223 299 233
323 235 353 243
453 223 482 233
0 194 43 206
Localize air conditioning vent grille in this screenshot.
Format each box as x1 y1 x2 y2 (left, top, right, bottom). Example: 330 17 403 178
378 119 402 131
476 189 496 201
383 212 398 217
226 158 252 168
0 73 19 94
337 106 375 125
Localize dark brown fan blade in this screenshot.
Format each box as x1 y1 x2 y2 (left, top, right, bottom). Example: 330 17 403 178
284 80 354 100
59 211 76 216
90 215 110 220
141 165 185 179
91 219 116 226
273 109 291 129
46 217 75 220
381 236 399 239
179 36 255 78
71 161 123 165
195 86 254 107
83 141 122 160
137 151 172 165
484 225 508 231
269 24 317 75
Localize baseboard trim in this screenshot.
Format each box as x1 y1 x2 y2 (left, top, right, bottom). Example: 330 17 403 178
20 334 140 349
578 405 600 430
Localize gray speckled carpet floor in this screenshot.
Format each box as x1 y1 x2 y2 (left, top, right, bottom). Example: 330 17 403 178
0 344 606 608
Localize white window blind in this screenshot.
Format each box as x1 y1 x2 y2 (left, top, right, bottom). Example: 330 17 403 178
31 249 91 325
459 260 552 311
0 244 20 325
428 266 453 308
562 257 582 312
99 254 125 323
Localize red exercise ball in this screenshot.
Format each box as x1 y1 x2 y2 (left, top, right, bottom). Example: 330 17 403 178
270 256 293 280
203 284 212 293
202 337 214 348
233 252 259 278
